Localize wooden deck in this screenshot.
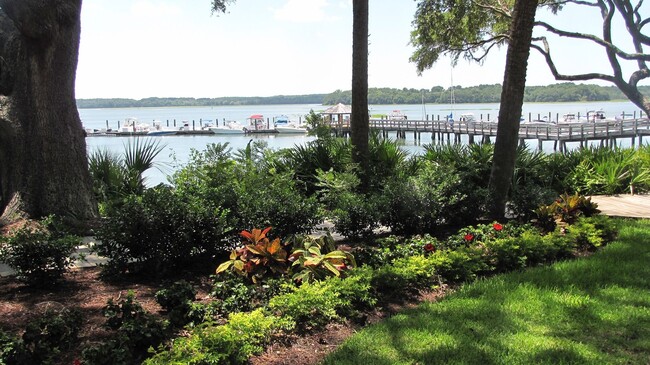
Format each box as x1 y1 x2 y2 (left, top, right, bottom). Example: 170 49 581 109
590 195 650 218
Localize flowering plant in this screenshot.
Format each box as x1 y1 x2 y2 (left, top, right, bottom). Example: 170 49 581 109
216 227 288 283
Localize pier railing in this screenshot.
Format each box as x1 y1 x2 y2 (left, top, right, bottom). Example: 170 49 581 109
327 117 650 151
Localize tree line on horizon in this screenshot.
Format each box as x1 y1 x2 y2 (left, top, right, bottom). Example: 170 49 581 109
76 82 648 109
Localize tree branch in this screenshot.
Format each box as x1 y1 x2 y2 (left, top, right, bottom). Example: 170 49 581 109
530 42 616 82
534 20 650 61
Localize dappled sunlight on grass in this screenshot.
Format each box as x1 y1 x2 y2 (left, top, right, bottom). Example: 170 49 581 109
323 219 650 365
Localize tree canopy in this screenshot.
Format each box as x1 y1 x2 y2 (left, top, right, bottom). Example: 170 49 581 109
411 0 650 114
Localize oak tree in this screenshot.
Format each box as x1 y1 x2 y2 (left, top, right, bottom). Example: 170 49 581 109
0 0 97 226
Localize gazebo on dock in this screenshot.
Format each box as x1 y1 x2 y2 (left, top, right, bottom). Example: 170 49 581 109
321 103 351 127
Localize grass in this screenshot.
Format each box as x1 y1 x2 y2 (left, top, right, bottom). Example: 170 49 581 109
323 218 650 365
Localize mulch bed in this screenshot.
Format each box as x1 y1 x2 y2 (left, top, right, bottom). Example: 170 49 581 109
0 265 450 365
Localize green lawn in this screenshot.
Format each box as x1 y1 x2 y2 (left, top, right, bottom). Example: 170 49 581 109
323 219 650 365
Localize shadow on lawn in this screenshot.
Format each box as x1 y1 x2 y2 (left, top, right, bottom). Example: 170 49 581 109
323 219 650 365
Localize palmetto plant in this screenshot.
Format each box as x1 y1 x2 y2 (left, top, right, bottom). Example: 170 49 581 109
89 138 166 203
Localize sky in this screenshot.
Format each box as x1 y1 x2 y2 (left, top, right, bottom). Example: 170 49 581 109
75 0 648 99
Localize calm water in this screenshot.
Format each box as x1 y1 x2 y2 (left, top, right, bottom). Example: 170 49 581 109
80 100 645 185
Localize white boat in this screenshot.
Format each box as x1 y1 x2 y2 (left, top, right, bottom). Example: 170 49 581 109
274 115 307 134
388 110 407 120
119 117 151 134
147 121 178 136
209 121 245 134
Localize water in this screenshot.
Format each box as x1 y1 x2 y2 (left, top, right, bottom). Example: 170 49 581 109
80 100 644 185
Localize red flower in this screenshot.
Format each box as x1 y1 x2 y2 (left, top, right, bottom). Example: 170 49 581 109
464 233 474 242
423 243 436 252
493 223 503 231
73 359 82 365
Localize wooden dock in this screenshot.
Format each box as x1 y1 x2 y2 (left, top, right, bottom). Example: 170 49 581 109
589 195 650 218
330 118 650 152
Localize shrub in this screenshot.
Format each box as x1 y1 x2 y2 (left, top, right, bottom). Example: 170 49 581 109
0 217 81 287
155 280 198 328
566 215 618 251
268 281 345 331
316 168 380 238
155 280 197 312
371 255 437 297
0 330 29 365
172 144 322 238
289 234 356 283
210 272 292 316
18 307 82 365
95 186 230 275
216 227 289 284
354 235 440 268
428 247 488 284
380 161 484 235
101 291 169 354
324 267 378 317
83 292 169 365
145 309 293 365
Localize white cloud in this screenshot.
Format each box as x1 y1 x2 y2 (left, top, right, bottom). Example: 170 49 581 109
273 0 335 23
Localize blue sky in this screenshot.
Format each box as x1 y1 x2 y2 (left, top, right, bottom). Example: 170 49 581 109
75 0 647 99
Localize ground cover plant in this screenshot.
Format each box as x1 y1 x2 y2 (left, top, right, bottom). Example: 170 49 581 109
322 218 650 365
2 137 648 365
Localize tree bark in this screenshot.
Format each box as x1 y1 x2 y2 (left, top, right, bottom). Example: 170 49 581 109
351 0 370 189
487 0 539 219
0 0 97 227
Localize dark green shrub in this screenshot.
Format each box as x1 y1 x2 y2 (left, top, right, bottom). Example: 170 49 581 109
155 280 198 328
210 272 291 316
95 185 230 275
172 143 322 239
508 181 557 222
101 291 169 354
380 161 484 235
155 280 197 311
81 334 134 365
0 330 29 365
329 191 380 238
0 217 81 287
19 307 82 365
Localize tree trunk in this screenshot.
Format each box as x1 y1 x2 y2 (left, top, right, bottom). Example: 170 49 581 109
0 0 97 227
487 0 539 219
351 0 370 189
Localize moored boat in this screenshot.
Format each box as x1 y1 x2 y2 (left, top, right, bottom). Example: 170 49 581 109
274 115 307 134
209 121 246 134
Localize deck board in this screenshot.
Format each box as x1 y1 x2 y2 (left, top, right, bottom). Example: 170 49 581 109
590 195 650 218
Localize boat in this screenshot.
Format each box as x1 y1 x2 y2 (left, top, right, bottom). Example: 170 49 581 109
459 113 476 123
147 120 178 136
209 121 245 134
388 110 407 120
245 114 278 134
118 117 151 134
274 115 307 134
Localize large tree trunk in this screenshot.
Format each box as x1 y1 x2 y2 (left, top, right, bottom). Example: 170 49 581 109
487 0 539 219
351 0 370 189
0 0 97 227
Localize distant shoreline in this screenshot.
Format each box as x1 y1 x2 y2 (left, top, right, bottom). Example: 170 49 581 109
76 83 647 109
